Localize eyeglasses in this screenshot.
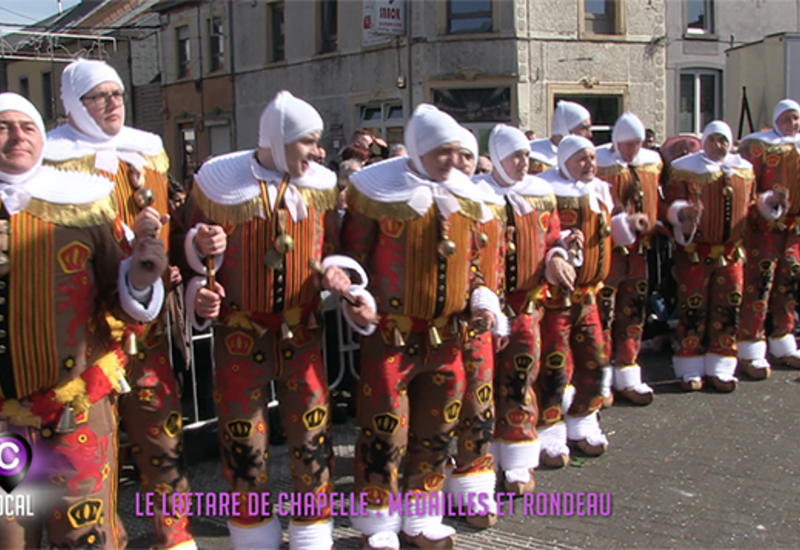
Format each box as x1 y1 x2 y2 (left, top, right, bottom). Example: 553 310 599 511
81 90 126 108
576 124 592 132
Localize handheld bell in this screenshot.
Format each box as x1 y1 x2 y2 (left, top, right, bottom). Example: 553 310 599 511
274 234 295 254
124 332 138 356
428 325 443 348
134 187 155 209
393 327 406 348
117 371 132 394
280 322 294 341
56 404 77 434
438 239 457 258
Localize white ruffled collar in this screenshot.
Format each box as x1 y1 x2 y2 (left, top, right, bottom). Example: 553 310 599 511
45 123 164 173
349 156 493 221
529 138 558 164
539 167 613 214
0 165 114 215
742 127 800 148
595 143 663 168
671 151 752 176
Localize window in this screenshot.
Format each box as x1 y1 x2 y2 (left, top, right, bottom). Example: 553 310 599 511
584 0 618 35
179 124 197 183
209 16 224 72
447 1 492 34
177 25 191 78
318 0 337 54
269 2 285 62
207 121 231 156
41 71 53 120
432 87 511 123
554 93 622 145
686 0 714 35
358 103 405 145
679 70 720 134
18 76 29 99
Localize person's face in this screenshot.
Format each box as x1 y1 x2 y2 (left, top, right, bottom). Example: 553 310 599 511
420 142 460 182
0 111 43 175
776 109 800 137
644 134 657 149
564 148 597 183
617 139 642 163
81 81 125 136
476 156 493 174
500 149 530 182
285 131 322 178
455 148 476 176
571 118 593 139
703 133 730 162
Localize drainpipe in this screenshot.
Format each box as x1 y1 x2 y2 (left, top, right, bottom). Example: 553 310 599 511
228 0 236 150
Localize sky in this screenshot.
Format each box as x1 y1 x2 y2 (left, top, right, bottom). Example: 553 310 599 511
0 0 81 28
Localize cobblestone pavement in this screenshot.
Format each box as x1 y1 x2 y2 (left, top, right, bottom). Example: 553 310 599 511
118 347 800 549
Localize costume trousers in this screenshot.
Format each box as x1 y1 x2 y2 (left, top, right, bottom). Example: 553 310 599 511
118 329 193 549
536 293 605 427
354 327 465 506
0 398 126 549
739 218 800 342
213 323 332 525
673 249 743 358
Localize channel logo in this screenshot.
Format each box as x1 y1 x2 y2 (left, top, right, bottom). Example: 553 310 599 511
0 433 33 493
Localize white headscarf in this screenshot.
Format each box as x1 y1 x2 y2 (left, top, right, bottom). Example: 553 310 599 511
612 112 645 148
458 126 478 160
557 135 595 181
404 104 462 180
551 102 568 137
773 99 800 135
701 120 733 146
489 124 530 184
257 90 324 175
557 101 591 134
48 58 162 172
0 93 45 187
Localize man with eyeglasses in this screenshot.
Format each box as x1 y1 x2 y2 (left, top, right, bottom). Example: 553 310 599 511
44 59 196 550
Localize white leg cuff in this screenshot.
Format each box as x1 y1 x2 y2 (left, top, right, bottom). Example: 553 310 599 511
672 355 705 382
402 497 456 540
769 333 799 358
613 365 653 394
601 367 614 397
738 340 767 361
228 518 282 550
537 422 569 459
566 411 608 447
562 384 576 412
705 353 738 382
366 532 400 549
351 507 401 536
288 520 333 550
498 440 540 472
448 471 497 515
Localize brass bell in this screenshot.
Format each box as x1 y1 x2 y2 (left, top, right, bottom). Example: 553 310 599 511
795 224 800 236
274 234 295 254
428 325 443 348
438 239 457 258
636 189 645 200
133 187 155 209
601 225 612 237
393 327 406 348
117 371 132 394
56 404 77 434
507 241 517 255
735 247 745 260
689 251 700 263
718 256 728 267
504 303 516 319
306 312 320 330
124 332 138 356
722 186 733 198
776 221 788 231
0 253 9 277
619 245 630 256
563 293 572 308
280 322 294 341
264 250 284 270
523 298 536 315
477 232 489 249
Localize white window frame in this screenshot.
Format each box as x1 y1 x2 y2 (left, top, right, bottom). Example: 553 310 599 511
678 69 721 135
357 102 405 141
685 0 715 36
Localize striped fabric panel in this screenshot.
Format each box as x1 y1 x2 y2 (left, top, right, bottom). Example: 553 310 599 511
477 219 502 291
9 213 57 397
443 213 472 317
784 148 800 216
574 198 612 286
514 210 541 290
241 216 271 312
284 209 319 310
698 174 750 244
405 208 438 319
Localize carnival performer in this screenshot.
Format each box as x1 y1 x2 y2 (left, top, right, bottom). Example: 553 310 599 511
43 58 195 550
536 136 647 467
665 121 755 392
341 104 502 550
0 92 166 549
187 91 356 550
737 99 800 378
595 112 662 406
529 100 592 175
